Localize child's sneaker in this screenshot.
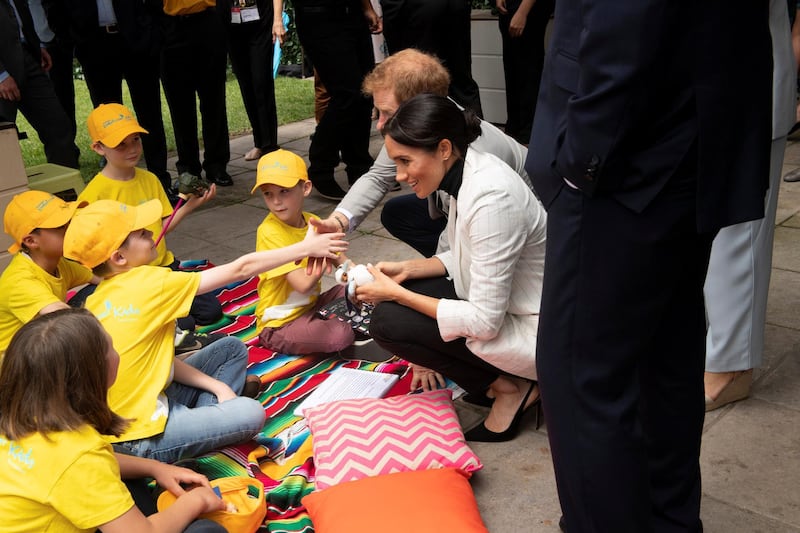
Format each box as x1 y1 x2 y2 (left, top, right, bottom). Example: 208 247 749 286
175 330 227 359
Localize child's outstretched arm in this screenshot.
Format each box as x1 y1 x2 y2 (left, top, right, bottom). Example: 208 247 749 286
197 227 347 295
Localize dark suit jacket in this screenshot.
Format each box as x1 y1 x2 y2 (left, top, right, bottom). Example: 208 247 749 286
526 0 772 233
0 0 42 79
43 0 162 55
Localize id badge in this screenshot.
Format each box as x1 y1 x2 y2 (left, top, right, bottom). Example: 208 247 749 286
241 6 260 22
231 7 242 23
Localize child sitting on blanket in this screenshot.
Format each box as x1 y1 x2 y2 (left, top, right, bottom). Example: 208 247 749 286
63 199 347 463
0 191 99 353
0 308 228 533
252 149 355 355
76 103 221 337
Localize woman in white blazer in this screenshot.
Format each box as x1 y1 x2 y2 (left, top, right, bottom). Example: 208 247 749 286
358 94 547 442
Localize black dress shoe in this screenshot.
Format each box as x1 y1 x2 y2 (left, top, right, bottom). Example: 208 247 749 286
559 515 567 532
313 179 347 201
207 171 233 187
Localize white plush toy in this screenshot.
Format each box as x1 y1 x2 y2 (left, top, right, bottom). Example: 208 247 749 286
334 260 375 302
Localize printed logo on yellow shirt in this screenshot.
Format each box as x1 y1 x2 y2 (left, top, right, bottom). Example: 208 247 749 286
0 437 34 472
96 299 141 322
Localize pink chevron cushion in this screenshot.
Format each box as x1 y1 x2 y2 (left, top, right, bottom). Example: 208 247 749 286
304 389 483 490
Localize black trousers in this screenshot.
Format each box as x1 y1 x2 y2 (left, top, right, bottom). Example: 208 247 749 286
380 0 483 118
370 277 504 394
498 0 553 144
227 20 279 153
0 48 79 168
536 177 713 532
75 30 170 190
295 4 374 183
160 9 230 177
380 193 446 257
45 37 76 140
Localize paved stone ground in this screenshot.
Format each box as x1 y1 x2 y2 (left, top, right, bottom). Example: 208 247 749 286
166 120 800 532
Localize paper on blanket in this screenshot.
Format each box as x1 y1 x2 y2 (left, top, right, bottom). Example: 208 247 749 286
293 367 399 417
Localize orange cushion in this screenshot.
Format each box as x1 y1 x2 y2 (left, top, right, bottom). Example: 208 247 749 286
302 468 488 533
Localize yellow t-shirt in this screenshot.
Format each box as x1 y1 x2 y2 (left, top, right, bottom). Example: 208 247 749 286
0 253 93 353
86 266 200 442
78 168 175 267
0 425 134 532
163 0 215 16
255 212 320 330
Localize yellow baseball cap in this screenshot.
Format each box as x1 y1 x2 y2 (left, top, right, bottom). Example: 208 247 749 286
3 190 87 253
251 149 308 193
63 199 162 268
87 103 148 147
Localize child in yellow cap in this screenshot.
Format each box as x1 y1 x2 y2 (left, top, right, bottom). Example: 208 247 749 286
252 149 355 355
77 102 221 336
0 190 98 353
63 199 347 463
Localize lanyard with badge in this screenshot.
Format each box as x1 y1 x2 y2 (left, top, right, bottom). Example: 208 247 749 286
231 0 259 23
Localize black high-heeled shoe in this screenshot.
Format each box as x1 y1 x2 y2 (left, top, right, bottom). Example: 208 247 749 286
461 392 494 408
464 381 540 443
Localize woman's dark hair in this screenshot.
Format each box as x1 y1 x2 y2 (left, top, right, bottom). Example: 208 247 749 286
0 308 130 440
381 93 482 156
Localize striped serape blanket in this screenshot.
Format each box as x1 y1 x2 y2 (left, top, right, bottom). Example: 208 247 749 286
178 260 412 532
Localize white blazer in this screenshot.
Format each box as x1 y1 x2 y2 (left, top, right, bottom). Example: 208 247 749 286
435 149 547 380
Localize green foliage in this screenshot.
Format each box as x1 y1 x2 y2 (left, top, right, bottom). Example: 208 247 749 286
16 76 314 180
280 1 304 66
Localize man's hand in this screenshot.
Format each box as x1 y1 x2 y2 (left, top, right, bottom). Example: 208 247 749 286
40 48 53 71
305 216 346 275
0 76 21 101
509 11 528 38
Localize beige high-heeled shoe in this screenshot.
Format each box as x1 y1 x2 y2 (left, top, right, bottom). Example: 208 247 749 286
704 369 753 412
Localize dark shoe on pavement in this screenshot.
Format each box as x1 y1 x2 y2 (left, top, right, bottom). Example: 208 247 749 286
175 331 227 359
784 167 800 182
207 171 234 187
313 179 347 201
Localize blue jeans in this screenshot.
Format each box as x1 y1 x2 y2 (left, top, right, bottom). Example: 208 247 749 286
113 337 265 463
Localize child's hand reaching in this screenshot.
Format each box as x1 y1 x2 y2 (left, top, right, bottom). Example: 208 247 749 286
151 462 213 497
300 226 348 275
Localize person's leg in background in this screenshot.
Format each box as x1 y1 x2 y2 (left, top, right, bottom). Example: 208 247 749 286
161 16 203 177
703 137 787 409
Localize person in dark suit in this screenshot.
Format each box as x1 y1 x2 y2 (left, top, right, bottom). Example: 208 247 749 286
45 0 172 194
0 0 78 168
293 0 379 201
526 2 773 532
380 0 483 119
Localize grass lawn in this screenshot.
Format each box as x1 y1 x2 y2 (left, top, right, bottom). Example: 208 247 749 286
15 75 315 181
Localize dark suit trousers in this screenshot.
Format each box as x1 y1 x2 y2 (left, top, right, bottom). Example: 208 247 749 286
295 6 374 183
227 21 279 153
75 31 169 189
160 9 230 177
537 178 712 533
380 193 446 257
45 38 76 140
370 277 502 394
0 48 78 168
381 0 483 118
498 0 552 144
